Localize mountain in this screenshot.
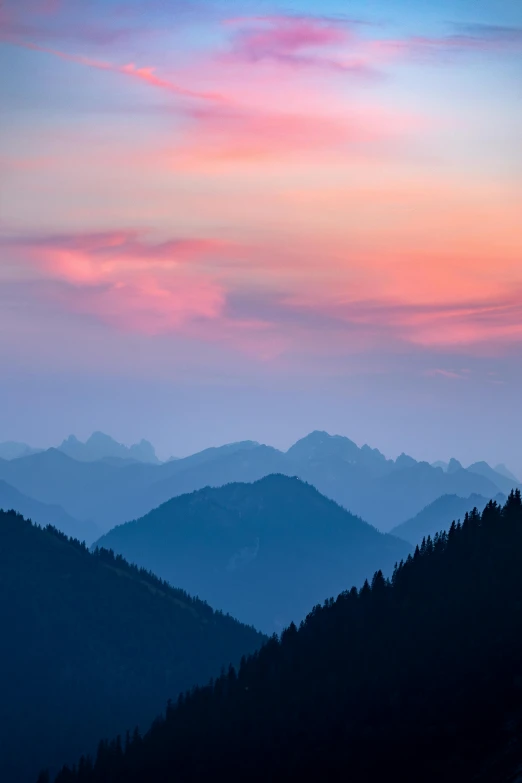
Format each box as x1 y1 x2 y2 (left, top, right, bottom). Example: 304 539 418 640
55 491 522 783
466 460 521 496
0 449 159 531
447 457 463 473
96 475 411 632
0 479 99 543
0 510 264 783
0 432 511 533
139 443 287 516
389 492 506 545
495 463 521 483
0 441 41 460
58 432 160 464
285 432 506 531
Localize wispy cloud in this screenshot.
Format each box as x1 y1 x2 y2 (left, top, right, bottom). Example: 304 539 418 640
220 15 376 74
369 22 522 63
10 40 227 103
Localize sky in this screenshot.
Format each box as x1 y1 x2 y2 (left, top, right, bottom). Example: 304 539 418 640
1 0 521 470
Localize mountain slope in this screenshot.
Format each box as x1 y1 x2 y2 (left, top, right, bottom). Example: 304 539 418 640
0 511 264 783
0 443 277 532
0 449 160 530
495 463 521 484
96 475 411 632
287 434 506 530
0 479 99 543
0 441 41 460
389 492 506 545
466 460 520 496
57 491 522 783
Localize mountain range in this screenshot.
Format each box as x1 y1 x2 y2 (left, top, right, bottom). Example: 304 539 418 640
58 432 160 464
0 510 264 783
53 491 522 783
96 474 412 632
0 431 518 538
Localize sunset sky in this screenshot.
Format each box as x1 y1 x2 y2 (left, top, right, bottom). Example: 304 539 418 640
1 0 521 469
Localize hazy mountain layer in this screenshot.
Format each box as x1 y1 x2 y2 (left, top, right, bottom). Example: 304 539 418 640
96 475 411 632
0 432 517 534
0 441 42 460
0 479 99 544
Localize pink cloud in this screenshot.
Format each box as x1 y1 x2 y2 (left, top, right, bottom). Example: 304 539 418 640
220 15 372 74
165 103 420 168
11 41 227 103
2 231 226 334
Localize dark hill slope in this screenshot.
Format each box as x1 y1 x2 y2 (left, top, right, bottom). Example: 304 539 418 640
57 491 522 783
0 511 264 783
96 475 411 632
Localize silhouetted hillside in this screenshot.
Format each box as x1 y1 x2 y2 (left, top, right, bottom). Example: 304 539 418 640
55 492 522 783
0 511 264 783
96 475 411 632
0 479 99 543
389 492 506 545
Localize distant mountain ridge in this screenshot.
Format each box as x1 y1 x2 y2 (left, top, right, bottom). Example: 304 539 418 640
58 432 160 464
0 509 264 783
0 431 518 535
96 474 412 632
0 441 42 460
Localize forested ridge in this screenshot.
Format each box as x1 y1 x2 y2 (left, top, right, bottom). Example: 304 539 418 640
0 511 264 783
51 491 522 783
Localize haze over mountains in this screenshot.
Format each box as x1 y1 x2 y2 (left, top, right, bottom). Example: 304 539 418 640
0 480 100 543
0 431 518 542
0 510 264 783
96 475 411 632
2 430 520 781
